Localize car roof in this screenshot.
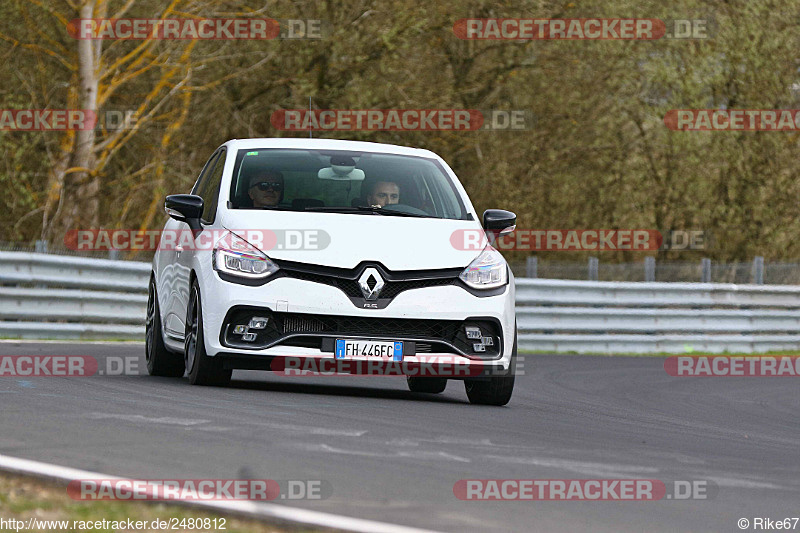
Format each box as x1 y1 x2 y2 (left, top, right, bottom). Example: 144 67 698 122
221 138 440 159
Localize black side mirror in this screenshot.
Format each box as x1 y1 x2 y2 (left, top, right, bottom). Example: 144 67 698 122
483 209 516 235
165 194 204 234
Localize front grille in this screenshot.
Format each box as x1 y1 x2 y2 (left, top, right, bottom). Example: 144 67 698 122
284 271 456 299
277 313 462 339
378 278 456 298
284 270 362 297
275 261 460 302
222 307 502 358
283 315 328 333
416 343 433 353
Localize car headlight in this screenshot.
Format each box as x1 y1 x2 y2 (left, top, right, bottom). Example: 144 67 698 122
213 231 279 280
459 245 508 289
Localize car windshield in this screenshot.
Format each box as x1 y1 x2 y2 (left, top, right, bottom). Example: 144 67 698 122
228 148 469 220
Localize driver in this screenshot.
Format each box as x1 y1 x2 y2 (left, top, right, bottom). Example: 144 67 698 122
365 181 400 207
248 170 284 207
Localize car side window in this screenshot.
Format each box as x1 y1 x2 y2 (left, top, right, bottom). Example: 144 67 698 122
202 150 226 223
193 149 226 224
192 151 219 196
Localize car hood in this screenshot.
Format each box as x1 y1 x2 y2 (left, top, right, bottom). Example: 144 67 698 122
219 210 483 271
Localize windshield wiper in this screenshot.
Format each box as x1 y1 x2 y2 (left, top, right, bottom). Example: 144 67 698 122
235 204 433 218
303 205 433 218
305 204 436 218
371 207 432 218
301 206 379 214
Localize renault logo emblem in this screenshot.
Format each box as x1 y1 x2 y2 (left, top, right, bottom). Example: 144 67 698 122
358 267 385 301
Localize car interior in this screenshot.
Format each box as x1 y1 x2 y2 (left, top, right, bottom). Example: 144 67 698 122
228 149 462 218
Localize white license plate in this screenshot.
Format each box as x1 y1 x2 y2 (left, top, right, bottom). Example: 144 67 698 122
335 339 404 361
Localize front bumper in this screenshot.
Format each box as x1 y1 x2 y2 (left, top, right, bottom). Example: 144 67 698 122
197 268 516 375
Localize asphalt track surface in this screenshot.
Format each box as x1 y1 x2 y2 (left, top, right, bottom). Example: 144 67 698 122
0 342 798 532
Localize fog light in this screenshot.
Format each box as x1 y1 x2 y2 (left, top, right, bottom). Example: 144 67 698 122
465 326 482 339
242 332 257 342
473 343 486 352
481 336 494 346
248 317 269 329
233 325 248 335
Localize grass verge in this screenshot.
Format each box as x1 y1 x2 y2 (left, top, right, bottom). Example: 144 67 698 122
0 471 320 532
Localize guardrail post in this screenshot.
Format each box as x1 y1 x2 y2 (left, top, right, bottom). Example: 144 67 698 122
526 256 538 278
109 250 120 261
644 257 656 282
752 256 764 285
588 257 599 281
34 240 48 254
701 258 711 283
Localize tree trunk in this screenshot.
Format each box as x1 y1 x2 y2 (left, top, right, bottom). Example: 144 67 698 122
50 1 99 242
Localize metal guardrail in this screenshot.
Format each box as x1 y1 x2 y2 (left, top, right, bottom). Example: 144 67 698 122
2 251 800 353
0 252 149 340
516 279 800 353
0 252 149 291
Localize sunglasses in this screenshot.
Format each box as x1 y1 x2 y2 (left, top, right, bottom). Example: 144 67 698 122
252 181 283 192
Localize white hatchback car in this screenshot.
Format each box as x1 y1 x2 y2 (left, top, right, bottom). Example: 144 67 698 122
147 138 518 405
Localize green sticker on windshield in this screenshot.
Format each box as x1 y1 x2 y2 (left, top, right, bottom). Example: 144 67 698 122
246 151 258 156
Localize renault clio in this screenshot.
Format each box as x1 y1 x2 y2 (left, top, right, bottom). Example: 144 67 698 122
147 139 518 405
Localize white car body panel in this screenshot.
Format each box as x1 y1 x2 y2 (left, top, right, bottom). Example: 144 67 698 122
220 210 482 270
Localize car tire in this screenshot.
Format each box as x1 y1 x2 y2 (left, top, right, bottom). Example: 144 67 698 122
185 280 232 386
464 329 517 406
407 376 447 394
145 278 185 377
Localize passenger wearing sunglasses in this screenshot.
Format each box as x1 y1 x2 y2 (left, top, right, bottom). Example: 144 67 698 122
248 171 284 207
